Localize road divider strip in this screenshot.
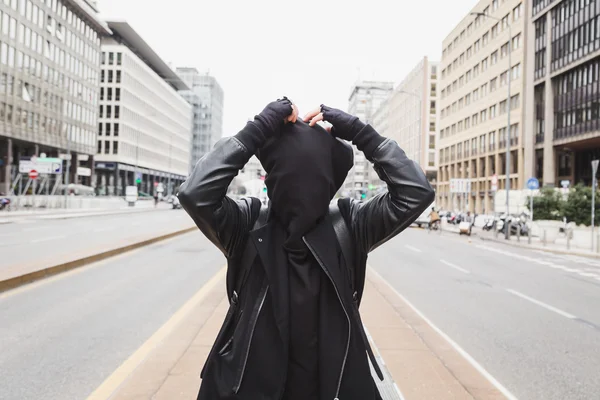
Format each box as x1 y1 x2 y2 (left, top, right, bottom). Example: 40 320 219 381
368 266 519 400
86 266 227 400
0 226 197 293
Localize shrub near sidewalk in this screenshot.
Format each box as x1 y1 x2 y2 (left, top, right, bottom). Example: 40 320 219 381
527 186 563 221
562 184 600 226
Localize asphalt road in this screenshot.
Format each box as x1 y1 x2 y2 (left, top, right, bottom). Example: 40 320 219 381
369 228 600 400
0 231 222 400
0 209 193 272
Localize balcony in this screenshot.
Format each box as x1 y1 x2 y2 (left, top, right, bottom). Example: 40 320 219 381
535 133 544 143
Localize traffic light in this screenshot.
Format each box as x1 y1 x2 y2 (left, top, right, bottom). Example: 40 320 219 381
361 189 367 200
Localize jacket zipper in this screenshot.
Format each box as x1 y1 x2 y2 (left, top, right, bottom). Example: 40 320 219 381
233 284 269 393
303 237 350 400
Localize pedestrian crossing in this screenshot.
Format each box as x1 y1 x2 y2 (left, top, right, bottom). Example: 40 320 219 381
477 244 600 283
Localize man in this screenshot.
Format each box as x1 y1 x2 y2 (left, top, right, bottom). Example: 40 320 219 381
178 97 434 400
429 207 440 230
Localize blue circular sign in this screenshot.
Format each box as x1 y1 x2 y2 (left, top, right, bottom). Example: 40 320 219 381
527 177 539 190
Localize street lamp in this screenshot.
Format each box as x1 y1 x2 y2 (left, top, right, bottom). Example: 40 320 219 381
471 11 512 239
398 90 422 167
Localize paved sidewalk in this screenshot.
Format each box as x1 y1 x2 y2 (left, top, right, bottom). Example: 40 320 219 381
0 202 168 224
102 269 506 400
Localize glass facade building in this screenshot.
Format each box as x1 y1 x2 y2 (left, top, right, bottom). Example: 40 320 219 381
0 0 109 193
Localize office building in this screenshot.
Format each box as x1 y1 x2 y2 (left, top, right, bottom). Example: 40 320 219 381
176 67 223 171
344 80 393 198
372 57 439 190
94 19 191 196
0 0 109 194
524 0 600 188
437 0 526 214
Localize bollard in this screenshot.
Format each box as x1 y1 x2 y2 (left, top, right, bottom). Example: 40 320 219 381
566 231 571 250
543 229 547 246
517 225 521 242
528 222 532 245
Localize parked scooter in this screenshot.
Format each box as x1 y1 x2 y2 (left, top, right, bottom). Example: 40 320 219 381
0 194 10 211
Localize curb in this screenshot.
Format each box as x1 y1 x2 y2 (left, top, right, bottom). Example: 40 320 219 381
476 234 600 259
0 226 196 293
0 207 172 224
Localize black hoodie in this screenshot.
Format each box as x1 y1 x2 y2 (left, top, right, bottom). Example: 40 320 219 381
257 120 353 399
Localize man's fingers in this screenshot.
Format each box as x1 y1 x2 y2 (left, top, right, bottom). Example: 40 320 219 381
309 113 324 127
303 107 321 122
286 104 299 123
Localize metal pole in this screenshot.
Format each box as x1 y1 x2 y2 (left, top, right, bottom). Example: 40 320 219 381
505 23 512 239
418 96 422 167
168 135 172 197
592 169 596 252
64 128 70 209
529 189 533 244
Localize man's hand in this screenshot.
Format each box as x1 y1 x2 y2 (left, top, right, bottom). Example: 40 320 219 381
256 97 298 138
302 105 365 141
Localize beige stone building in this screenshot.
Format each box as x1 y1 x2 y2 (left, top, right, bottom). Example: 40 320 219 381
437 0 526 214
524 0 600 189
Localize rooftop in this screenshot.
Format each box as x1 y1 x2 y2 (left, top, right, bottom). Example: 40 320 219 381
102 19 189 91
65 0 111 35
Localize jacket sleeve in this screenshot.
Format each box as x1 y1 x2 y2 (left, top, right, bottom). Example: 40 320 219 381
345 125 435 253
177 122 265 258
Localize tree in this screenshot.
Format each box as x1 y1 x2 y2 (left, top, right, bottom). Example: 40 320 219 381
527 187 562 221
561 183 600 226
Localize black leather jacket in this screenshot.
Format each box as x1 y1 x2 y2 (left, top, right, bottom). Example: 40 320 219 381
179 123 434 400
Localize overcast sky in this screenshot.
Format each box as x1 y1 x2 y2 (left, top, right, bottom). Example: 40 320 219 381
98 0 480 136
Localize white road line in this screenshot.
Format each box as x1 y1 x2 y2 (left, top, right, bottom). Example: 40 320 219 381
404 245 422 253
92 227 115 233
368 267 519 400
505 289 576 319
577 272 599 278
440 259 471 274
31 235 66 243
22 226 49 232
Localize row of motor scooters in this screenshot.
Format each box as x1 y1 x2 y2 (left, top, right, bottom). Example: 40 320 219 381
482 213 529 236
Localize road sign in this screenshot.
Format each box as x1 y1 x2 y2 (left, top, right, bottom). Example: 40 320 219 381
592 159 599 175
560 180 570 189
29 170 39 180
527 177 539 190
19 157 63 174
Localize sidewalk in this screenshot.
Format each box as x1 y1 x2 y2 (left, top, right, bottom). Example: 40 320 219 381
96 269 506 400
0 201 168 224
418 223 600 259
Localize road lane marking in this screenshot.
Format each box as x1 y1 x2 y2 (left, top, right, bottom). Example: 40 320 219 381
23 226 49 232
368 267 519 400
31 235 66 243
92 227 115 233
404 245 422 253
86 266 226 400
440 259 470 274
505 289 576 319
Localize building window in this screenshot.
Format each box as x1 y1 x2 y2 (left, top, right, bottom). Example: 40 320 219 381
491 51 498 65
97 140 102 154
98 122 102 135
101 70 105 83
500 100 507 114
100 87 104 100
512 64 521 79
116 70 121 83
108 70 113 83
116 52 122 65
107 87 112 101
115 106 120 119
106 105 111 118
513 3 522 21
489 105 496 119
99 105 103 118
490 77 497 91
512 33 521 50
114 123 119 136
511 94 520 110
481 109 487 122
115 88 120 101
101 51 105 65
108 52 114 65
500 71 508 86
104 140 110 154
106 122 111 135
113 141 118 154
